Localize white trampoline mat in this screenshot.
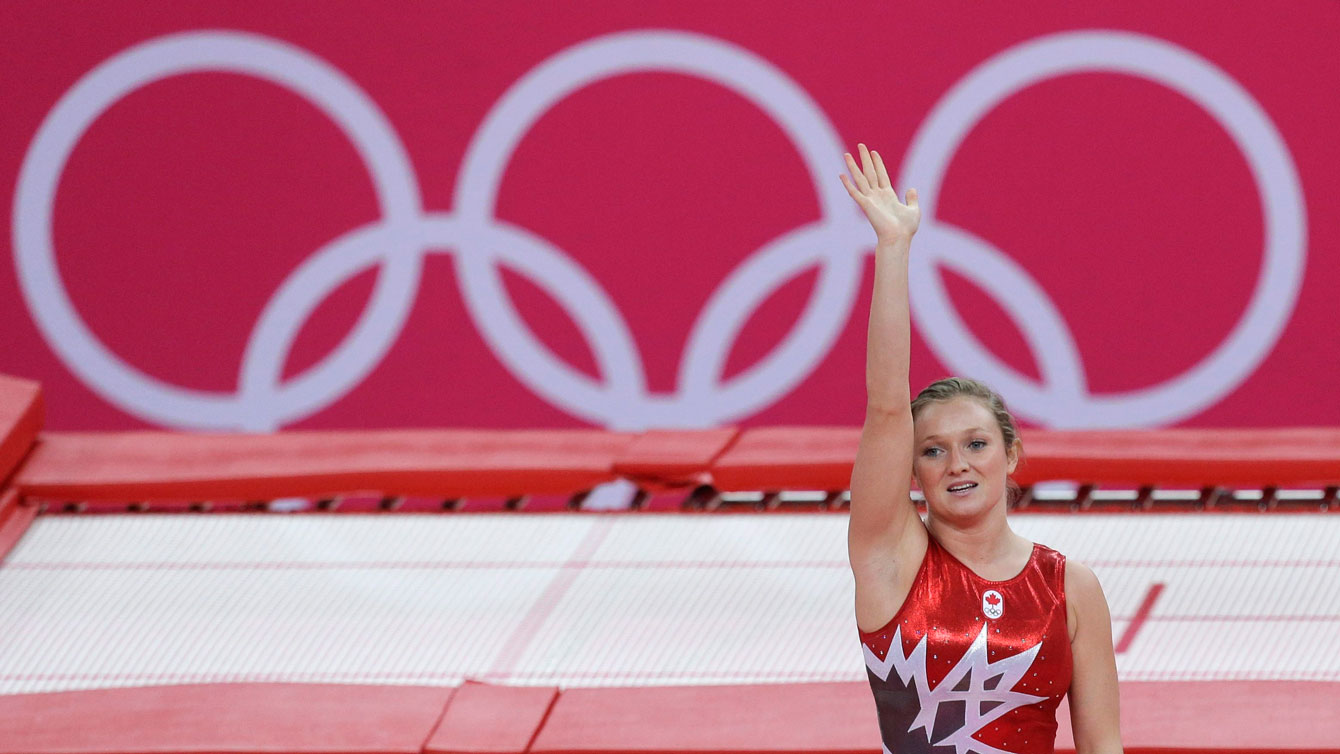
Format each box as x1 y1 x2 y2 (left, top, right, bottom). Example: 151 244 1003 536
0 513 1336 694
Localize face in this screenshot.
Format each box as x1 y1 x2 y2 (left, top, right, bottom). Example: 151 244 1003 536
911 397 1018 523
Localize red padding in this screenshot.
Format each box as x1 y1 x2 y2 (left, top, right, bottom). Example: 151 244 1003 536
712 427 1340 492
0 374 42 487
0 487 39 563
710 427 859 492
1098 680 1340 752
1015 429 1340 486
532 680 1340 753
424 680 557 754
16 430 636 501
530 681 880 754
612 428 740 492
0 683 455 754
0 680 1334 753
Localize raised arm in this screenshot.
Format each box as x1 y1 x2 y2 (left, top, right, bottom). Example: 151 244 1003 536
840 144 922 577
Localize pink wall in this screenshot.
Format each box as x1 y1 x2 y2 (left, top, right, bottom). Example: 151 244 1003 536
4 1 1337 431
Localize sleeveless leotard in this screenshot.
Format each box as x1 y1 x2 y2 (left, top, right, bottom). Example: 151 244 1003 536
858 531 1072 754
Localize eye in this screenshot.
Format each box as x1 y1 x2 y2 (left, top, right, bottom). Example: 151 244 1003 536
969 439 987 449
922 447 941 457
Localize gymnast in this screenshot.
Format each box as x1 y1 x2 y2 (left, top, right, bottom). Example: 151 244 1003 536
840 143 1122 753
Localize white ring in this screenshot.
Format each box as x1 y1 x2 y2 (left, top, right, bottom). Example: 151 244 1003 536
899 30 1306 427
13 31 421 429
452 30 865 428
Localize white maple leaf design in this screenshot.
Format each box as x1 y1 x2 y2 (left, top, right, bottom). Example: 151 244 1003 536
864 623 1047 754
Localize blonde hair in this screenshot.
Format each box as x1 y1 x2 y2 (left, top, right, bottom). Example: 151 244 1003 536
910 377 1024 504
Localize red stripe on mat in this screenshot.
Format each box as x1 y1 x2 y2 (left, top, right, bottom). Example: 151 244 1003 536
1116 582 1164 653
481 518 614 682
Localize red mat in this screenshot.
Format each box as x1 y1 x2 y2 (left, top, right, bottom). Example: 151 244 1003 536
1 680 1335 754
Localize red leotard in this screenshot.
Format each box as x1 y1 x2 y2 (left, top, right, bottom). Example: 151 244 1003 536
858 531 1072 754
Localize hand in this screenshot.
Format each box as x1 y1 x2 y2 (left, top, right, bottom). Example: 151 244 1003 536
839 143 919 244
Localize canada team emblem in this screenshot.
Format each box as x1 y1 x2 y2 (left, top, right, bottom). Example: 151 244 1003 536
982 590 1003 619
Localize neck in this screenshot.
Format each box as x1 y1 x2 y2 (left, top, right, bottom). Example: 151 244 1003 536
925 501 1020 564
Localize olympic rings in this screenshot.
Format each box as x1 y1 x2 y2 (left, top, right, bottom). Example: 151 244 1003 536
13 28 1305 431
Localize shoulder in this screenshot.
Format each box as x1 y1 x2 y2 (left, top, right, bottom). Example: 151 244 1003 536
1063 558 1100 595
1063 559 1111 643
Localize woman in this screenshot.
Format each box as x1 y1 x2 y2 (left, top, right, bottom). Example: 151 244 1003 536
840 143 1122 753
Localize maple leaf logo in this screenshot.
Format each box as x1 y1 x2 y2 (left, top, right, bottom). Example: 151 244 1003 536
982 590 1004 619
864 624 1046 754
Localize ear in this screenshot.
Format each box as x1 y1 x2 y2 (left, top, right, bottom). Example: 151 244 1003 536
1006 440 1020 475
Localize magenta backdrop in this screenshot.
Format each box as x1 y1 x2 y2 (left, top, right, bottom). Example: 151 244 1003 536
3 1 1338 431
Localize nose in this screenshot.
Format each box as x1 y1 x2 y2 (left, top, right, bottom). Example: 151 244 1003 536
947 445 970 474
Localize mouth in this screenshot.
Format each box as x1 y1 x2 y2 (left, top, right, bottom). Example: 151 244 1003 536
946 482 978 495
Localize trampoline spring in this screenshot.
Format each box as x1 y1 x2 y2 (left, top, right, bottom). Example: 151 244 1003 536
1075 484 1095 510
1261 485 1279 512
1135 486 1155 511
704 490 730 512
681 484 718 511
565 491 589 511
1197 486 1222 510
629 489 652 510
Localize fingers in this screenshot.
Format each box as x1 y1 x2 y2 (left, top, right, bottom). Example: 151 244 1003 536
858 143 878 188
839 172 863 203
843 152 870 193
871 150 891 190
841 145 914 209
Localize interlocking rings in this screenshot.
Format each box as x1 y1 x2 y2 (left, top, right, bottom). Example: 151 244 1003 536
15 29 863 431
14 28 1305 432
900 31 1305 427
